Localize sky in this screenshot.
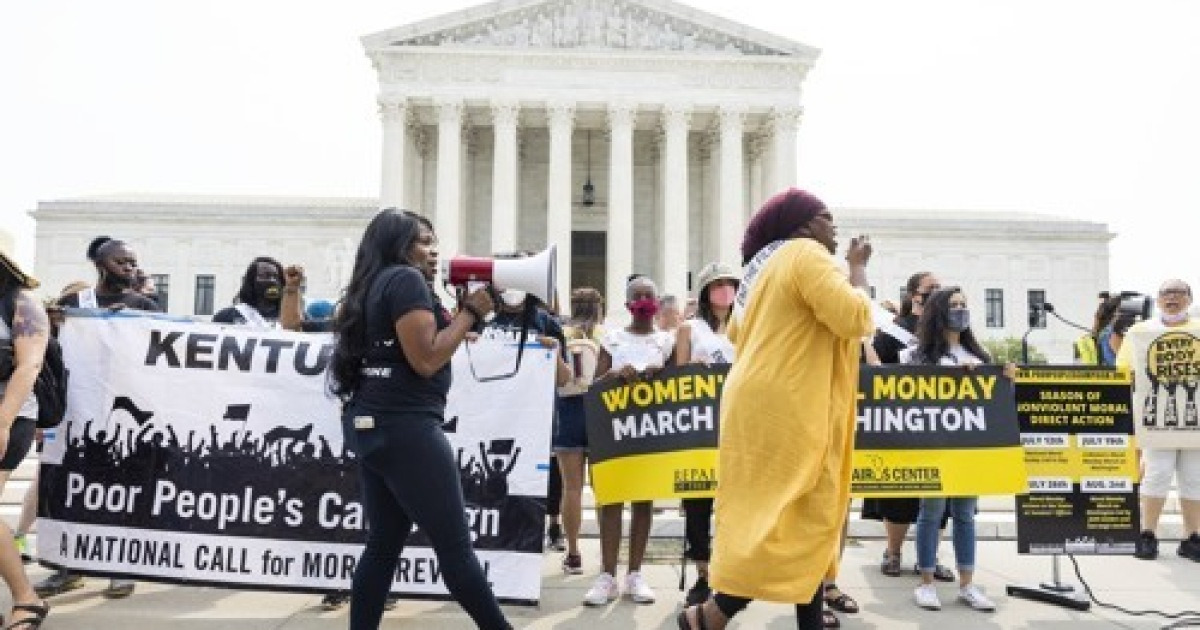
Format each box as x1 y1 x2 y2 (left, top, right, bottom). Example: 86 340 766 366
2 0 1199 295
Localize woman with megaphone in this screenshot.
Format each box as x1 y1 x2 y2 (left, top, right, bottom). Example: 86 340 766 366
329 209 512 630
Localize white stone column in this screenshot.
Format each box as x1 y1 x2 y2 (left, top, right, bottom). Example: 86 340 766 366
607 103 637 319
718 106 747 268
379 98 408 208
661 104 691 300
435 99 464 256
490 100 520 254
748 134 766 217
770 106 802 192
546 101 575 304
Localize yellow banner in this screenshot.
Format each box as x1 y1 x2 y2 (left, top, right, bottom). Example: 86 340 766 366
590 449 718 505
850 446 1028 497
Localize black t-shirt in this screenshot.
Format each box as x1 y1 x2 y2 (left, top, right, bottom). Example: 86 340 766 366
482 307 568 362
61 291 163 312
872 314 918 365
351 265 451 413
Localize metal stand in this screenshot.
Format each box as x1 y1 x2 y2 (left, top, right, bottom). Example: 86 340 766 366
1006 555 1091 611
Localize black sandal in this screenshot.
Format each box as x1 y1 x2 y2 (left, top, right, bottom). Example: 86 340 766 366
676 604 709 630
823 583 859 614
6 601 48 629
822 609 841 628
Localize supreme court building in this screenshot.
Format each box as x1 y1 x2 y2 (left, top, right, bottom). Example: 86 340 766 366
364 0 812 312
30 0 1113 361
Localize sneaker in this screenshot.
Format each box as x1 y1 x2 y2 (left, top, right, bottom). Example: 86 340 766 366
583 572 619 606
958 584 996 611
881 551 903 577
547 523 566 552
562 553 583 575
321 591 350 611
685 576 711 606
913 584 941 610
1134 530 1159 560
383 594 401 611
1178 533 1200 561
103 579 136 599
34 569 85 598
624 571 656 604
14 534 32 564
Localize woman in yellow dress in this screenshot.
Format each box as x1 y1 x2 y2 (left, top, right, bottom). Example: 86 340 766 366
679 188 874 630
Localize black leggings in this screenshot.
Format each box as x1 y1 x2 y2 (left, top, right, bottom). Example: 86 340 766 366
682 498 713 562
714 588 823 630
343 408 510 630
547 454 562 518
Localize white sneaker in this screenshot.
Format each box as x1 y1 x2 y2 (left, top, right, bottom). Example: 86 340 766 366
624 571 656 604
958 584 996 611
583 572 619 606
913 583 941 610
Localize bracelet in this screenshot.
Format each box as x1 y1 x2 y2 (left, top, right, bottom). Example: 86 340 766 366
283 288 300 295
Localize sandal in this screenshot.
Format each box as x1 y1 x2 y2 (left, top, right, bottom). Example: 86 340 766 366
823 583 859 614
676 604 709 630
6 601 49 629
823 609 841 628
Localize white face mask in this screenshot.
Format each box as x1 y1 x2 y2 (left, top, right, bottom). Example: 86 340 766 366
1162 311 1189 325
500 289 527 308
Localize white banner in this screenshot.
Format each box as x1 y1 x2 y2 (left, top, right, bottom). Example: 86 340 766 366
39 312 555 603
1127 325 1200 449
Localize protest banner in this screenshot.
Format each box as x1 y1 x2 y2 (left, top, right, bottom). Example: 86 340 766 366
37 312 554 604
585 364 728 504
1013 366 1138 555
852 365 1026 497
1125 326 1200 449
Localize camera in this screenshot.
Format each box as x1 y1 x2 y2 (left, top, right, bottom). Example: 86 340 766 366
1100 290 1153 321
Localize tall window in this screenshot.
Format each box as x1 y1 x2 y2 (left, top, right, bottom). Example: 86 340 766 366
151 274 170 312
868 286 877 299
985 289 1004 328
194 275 215 316
1028 289 1047 328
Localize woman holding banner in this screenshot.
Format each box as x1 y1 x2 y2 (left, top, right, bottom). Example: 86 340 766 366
584 276 674 607
0 247 52 629
679 188 874 630
903 287 1006 612
330 209 511 630
673 262 738 608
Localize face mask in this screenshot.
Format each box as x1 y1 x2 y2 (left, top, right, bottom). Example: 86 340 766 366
256 280 282 303
947 308 971 332
709 285 736 308
627 297 659 320
1162 311 1189 325
500 289 527 308
101 268 135 291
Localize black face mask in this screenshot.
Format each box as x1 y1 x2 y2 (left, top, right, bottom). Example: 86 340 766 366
255 280 282 304
101 269 135 292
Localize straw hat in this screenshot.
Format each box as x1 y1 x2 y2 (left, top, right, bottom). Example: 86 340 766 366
0 244 39 290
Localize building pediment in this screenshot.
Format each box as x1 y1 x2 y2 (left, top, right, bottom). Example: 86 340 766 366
362 0 816 58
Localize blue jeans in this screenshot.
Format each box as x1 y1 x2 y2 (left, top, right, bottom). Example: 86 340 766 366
916 497 978 573
342 407 510 630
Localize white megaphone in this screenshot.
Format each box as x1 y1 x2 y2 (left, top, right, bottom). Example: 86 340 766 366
441 244 558 305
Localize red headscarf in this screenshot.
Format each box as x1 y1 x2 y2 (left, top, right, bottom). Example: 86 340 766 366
740 188 826 265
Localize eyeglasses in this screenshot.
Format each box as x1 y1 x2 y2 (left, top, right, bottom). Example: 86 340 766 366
1160 288 1190 298
914 286 942 301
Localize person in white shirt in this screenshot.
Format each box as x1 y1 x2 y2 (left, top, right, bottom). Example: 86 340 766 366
583 276 674 607
673 262 738 608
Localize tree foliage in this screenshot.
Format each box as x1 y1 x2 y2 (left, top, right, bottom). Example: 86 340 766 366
982 336 1048 365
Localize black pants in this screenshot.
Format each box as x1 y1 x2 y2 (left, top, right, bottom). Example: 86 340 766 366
343 407 510 630
682 498 713 563
714 587 823 630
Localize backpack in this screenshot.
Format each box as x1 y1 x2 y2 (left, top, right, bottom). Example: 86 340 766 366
1 290 69 429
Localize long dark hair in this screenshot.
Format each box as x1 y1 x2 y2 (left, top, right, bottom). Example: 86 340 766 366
235 257 284 305
912 286 992 365
697 280 736 333
898 271 933 319
330 209 431 398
